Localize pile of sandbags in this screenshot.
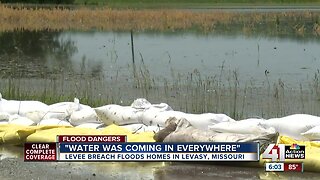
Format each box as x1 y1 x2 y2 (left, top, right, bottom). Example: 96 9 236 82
0 94 106 129
208 114 320 141
3 92 320 172
94 98 235 130
155 117 278 153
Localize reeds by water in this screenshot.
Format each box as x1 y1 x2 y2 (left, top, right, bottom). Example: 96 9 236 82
1 61 320 120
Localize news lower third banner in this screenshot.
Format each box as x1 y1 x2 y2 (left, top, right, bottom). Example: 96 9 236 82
24 135 259 162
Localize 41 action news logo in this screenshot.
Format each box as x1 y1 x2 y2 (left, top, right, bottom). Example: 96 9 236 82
262 144 305 161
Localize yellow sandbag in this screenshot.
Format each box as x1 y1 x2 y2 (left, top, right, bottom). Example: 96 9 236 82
279 135 320 148
26 127 102 143
127 132 155 142
0 124 82 145
101 124 155 142
101 124 132 135
0 123 155 145
260 136 320 172
0 124 38 145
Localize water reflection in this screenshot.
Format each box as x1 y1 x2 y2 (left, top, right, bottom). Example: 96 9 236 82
0 30 320 83
0 30 77 78
0 30 320 119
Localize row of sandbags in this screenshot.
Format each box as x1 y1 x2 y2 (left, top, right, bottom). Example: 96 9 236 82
208 114 320 141
94 98 234 130
0 124 155 145
153 118 320 172
94 98 320 141
0 94 160 133
153 117 278 153
2 92 320 141
0 93 100 126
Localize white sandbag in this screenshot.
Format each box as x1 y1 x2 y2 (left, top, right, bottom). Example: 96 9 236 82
0 112 10 121
76 123 106 129
0 120 9 125
0 112 10 125
0 100 49 116
301 125 320 140
183 113 235 130
24 110 47 123
8 115 36 126
140 108 182 126
94 105 142 125
69 107 100 126
37 118 72 126
163 118 278 147
131 98 152 109
121 124 163 133
0 93 7 112
262 114 320 140
208 118 274 134
261 114 320 140
142 110 234 129
43 98 81 120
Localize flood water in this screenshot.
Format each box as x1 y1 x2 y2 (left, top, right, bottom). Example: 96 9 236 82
1 31 320 84
1 29 320 119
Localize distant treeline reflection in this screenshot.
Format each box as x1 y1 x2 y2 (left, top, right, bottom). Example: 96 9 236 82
0 30 78 78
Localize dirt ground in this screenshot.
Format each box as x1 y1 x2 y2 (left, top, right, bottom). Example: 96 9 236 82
0 145 319 180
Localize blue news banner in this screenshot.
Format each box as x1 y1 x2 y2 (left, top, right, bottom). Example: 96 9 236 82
58 142 259 161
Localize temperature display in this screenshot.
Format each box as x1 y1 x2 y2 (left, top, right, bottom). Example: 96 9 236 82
284 163 304 172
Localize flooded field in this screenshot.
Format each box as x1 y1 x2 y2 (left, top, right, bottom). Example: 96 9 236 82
1 29 320 119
